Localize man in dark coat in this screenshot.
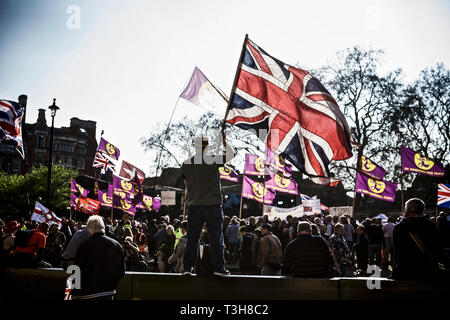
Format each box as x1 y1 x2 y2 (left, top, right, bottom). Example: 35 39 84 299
282 222 333 278
72 216 125 300
392 198 447 281
239 226 254 274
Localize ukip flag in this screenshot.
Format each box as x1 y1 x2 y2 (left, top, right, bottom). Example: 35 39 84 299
98 185 113 208
219 166 240 183
0 99 25 158
112 177 135 215
70 178 89 198
401 146 445 177
70 193 78 208
265 148 293 176
242 175 276 205
180 66 229 118
135 194 154 211
75 197 101 215
131 174 144 205
359 155 386 180
97 137 120 160
355 172 397 202
265 171 298 195
244 154 267 176
437 184 450 209
113 175 134 196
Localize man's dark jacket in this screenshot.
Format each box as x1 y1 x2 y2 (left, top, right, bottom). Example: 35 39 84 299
73 233 125 297
392 217 446 281
282 234 333 278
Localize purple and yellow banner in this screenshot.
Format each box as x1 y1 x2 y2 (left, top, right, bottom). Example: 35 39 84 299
265 148 293 176
242 176 276 205
359 155 386 180
244 154 266 176
135 194 153 211
98 186 113 208
70 193 78 207
97 137 120 160
265 172 298 195
401 146 445 177
355 172 397 202
70 178 89 198
113 175 134 195
219 166 240 183
112 178 135 215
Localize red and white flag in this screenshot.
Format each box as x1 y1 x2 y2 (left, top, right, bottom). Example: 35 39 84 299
119 160 145 183
31 201 62 225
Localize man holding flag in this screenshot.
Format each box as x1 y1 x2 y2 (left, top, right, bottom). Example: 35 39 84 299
181 132 236 276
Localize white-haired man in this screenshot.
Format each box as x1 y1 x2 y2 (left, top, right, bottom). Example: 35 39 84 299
72 216 125 300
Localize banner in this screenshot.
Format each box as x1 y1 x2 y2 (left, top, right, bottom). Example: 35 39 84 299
401 146 445 177
75 197 101 215
244 154 266 176
135 194 153 211
70 178 89 198
113 175 134 195
265 148 293 176
355 172 397 202
359 155 386 180
265 172 298 195
31 202 62 225
70 193 78 208
97 137 120 160
328 206 353 217
98 186 113 208
263 204 305 220
161 191 176 206
219 166 240 183
242 176 276 205
302 199 322 215
112 190 135 216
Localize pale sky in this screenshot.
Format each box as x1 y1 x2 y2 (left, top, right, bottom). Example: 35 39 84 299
1 0 449 176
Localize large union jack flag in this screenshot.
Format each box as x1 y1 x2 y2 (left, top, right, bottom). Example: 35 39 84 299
0 99 25 158
437 184 450 209
225 37 353 184
93 151 116 173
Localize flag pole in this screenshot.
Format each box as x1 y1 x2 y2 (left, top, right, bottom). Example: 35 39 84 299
400 172 405 215
352 146 363 217
239 177 244 220
221 34 248 133
183 187 187 219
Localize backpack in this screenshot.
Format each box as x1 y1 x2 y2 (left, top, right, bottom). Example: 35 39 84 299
14 230 35 248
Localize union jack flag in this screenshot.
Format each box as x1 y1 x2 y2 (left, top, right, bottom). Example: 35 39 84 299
437 184 450 209
225 36 353 184
0 99 25 158
93 151 116 173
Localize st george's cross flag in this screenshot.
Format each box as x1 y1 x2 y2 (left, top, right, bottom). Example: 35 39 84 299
93 151 116 173
31 202 62 225
437 184 450 209
225 36 353 185
180 66 229 118
119 160 145 184
0 99 25 158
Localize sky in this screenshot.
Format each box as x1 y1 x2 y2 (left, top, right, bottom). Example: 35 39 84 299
1 0 449 176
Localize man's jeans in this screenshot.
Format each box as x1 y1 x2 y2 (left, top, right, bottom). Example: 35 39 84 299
183 205 225 273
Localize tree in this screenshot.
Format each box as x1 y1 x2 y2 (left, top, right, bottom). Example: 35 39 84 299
0 164 78 220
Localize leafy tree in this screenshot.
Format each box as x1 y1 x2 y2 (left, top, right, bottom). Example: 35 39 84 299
0 164 78 220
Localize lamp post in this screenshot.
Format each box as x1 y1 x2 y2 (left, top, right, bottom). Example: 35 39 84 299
47 99 60 208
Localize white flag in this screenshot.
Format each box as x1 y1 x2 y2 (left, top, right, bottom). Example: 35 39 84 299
31 201 62 225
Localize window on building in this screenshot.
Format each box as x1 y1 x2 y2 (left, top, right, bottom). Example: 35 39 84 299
60 143 74 152
36 134 46 149
78 145 86 155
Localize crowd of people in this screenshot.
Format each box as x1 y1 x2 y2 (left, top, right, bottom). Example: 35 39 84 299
1 198 449 280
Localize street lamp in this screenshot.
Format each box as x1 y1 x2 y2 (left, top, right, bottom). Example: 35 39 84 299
47 98 60 208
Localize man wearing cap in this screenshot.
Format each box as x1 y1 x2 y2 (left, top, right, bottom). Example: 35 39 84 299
181 133 235 275
281 222 334 278
256 223 283 276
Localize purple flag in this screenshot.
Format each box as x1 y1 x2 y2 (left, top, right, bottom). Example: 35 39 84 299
131 175 143 205
265 172 298 195
244 154 267 176
70 178 89 198
355 172 397 202
113 175 134 195
266 148 293 176
112 190 135 216
70 193 78 207
153 197 161 212
97 137 120 161
136 194 154 211
219 166 240 183
98 187 113 208
242 175 276 205
359 155 386 180
401 146 445 177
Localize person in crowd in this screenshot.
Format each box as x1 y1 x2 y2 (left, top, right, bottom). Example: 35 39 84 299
226 218 240 264
123 235 148 271
436 212 450 250
251 228 262 271
325 215 334 237
271 218 282 241
1 221 21 265
59 219 73 247
154 223 168 250
239 226 254 274
223 215 231 258
247 216 257 233
320 224 330 242
181 134 235 276
158 225 176 273
282 222 333 278
366 217 383 266
352 225 369 274
256 224 283 276
72 216 125 300
311 224 320 236
168 221 188 273
340 216 354 249
329 223 353 276
61 225 89 269
392 198 447 281
382 216 396 269
44 223 66 268
314 217 322 228
113 220 126 240
12 222 49 269
105 224 120 242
